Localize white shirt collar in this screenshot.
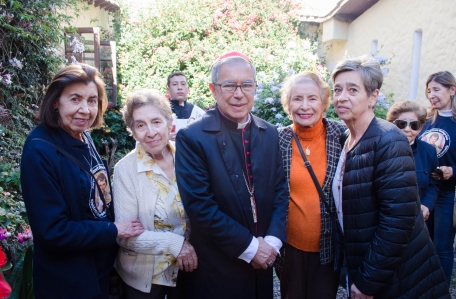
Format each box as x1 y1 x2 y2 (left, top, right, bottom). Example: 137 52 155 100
237 114 251 129
438 109 453 117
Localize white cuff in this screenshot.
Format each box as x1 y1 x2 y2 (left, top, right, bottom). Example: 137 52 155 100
264 235 282 254
238 237 258 263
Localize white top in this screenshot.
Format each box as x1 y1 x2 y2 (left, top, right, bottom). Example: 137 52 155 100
114 142 188 292
332 144 347 232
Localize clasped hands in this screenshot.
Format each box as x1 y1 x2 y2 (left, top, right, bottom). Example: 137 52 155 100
251 237 277 270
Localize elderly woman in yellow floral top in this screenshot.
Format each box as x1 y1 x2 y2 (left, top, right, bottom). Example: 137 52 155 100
113 89 197 299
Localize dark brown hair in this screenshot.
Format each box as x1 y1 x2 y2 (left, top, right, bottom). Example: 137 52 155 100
167 72 188 87
425 71 456 121
38 64 107 129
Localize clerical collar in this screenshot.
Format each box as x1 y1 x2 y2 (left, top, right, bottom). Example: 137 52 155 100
218 107 251 129
438 109 453 117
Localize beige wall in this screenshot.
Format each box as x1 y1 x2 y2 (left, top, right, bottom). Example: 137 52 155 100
320 0 456 106
62 1 114 33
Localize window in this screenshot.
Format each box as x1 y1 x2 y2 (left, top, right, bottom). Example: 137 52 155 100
371 40 378 56
65 27 117 105
409 30 422 100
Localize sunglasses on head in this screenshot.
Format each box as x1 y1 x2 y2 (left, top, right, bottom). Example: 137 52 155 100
393 119 421 131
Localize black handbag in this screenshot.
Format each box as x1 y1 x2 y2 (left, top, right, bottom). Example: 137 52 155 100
290 132 344 272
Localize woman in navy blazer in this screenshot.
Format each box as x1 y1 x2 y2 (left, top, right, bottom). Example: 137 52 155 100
20 64 144 299
387 100 440 221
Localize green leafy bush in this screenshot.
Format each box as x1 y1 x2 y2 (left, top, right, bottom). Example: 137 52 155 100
114 0 312 109
0 0 79 272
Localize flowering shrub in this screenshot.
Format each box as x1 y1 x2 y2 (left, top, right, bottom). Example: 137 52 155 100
0 246 11 299
114 0 311 109
252 50 330 127
0 189 31 262
0 0 79 280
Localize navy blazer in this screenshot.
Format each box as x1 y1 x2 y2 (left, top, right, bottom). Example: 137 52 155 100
175 108 288 299
413 139 440 211
21 125 118 299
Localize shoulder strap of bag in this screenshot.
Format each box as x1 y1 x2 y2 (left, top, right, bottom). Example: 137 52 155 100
291 132 333 218
32 138 113 220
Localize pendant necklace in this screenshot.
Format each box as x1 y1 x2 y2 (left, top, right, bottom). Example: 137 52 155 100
242 171 257 223
298 128 324 156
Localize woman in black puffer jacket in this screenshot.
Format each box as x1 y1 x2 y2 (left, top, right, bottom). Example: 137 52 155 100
331 56 449 299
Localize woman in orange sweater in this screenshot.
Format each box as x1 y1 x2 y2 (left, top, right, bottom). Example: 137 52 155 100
277 71 346 298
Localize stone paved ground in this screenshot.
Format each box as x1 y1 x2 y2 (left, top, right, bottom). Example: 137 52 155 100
273 271 456 298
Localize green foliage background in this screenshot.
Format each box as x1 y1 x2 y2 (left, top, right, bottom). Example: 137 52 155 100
114 0 321 109
0 0 81 267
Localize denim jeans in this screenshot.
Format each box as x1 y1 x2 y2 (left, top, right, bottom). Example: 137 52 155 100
427 190 456 285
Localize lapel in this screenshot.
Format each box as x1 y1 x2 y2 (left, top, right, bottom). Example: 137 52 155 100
203 108 260 231
249 115 267 183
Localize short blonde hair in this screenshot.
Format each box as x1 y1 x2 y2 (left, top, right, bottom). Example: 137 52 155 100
280 71 331 118
386 100 427 125
121 89 173 134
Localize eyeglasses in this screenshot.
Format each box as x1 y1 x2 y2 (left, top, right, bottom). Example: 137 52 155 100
393 119 421 131
213 82 257 94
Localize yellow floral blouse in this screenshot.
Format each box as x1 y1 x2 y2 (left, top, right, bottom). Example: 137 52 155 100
136 144 188 286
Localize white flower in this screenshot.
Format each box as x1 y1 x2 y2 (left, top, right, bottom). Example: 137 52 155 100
70 37 85 54
374 55 388 65
264 97 274 104
377 93 386 102
287 41 297 49
275 123 283 128
287 68 295 75
271 107 276 112
272 71 279 80
2 73 12 85
275 113 283 119
9 57 23 69
381 68 389 76
70 56 78 64
270 86 279 92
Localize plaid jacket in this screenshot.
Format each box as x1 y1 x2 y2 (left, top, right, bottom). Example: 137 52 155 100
278 118 346 265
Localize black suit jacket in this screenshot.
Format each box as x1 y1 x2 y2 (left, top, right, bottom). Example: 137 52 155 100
175 107 288 299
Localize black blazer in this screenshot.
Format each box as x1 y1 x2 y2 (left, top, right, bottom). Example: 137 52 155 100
175 107 288 299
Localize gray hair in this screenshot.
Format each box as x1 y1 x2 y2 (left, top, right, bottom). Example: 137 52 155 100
121 89 173 134
210 56 257 83
331 55 383 96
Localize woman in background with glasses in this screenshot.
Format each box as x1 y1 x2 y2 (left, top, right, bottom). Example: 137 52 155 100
418 71 456 285
387 101 440 222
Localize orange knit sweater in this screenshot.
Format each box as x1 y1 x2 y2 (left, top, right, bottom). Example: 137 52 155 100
287 119 327 252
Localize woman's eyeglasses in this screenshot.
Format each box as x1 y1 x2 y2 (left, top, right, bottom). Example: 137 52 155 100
393 119 421 131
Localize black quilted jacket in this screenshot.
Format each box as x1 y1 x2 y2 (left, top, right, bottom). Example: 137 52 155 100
342 117 449 298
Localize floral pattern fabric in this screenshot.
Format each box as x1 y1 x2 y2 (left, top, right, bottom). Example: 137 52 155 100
136 144 187 286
